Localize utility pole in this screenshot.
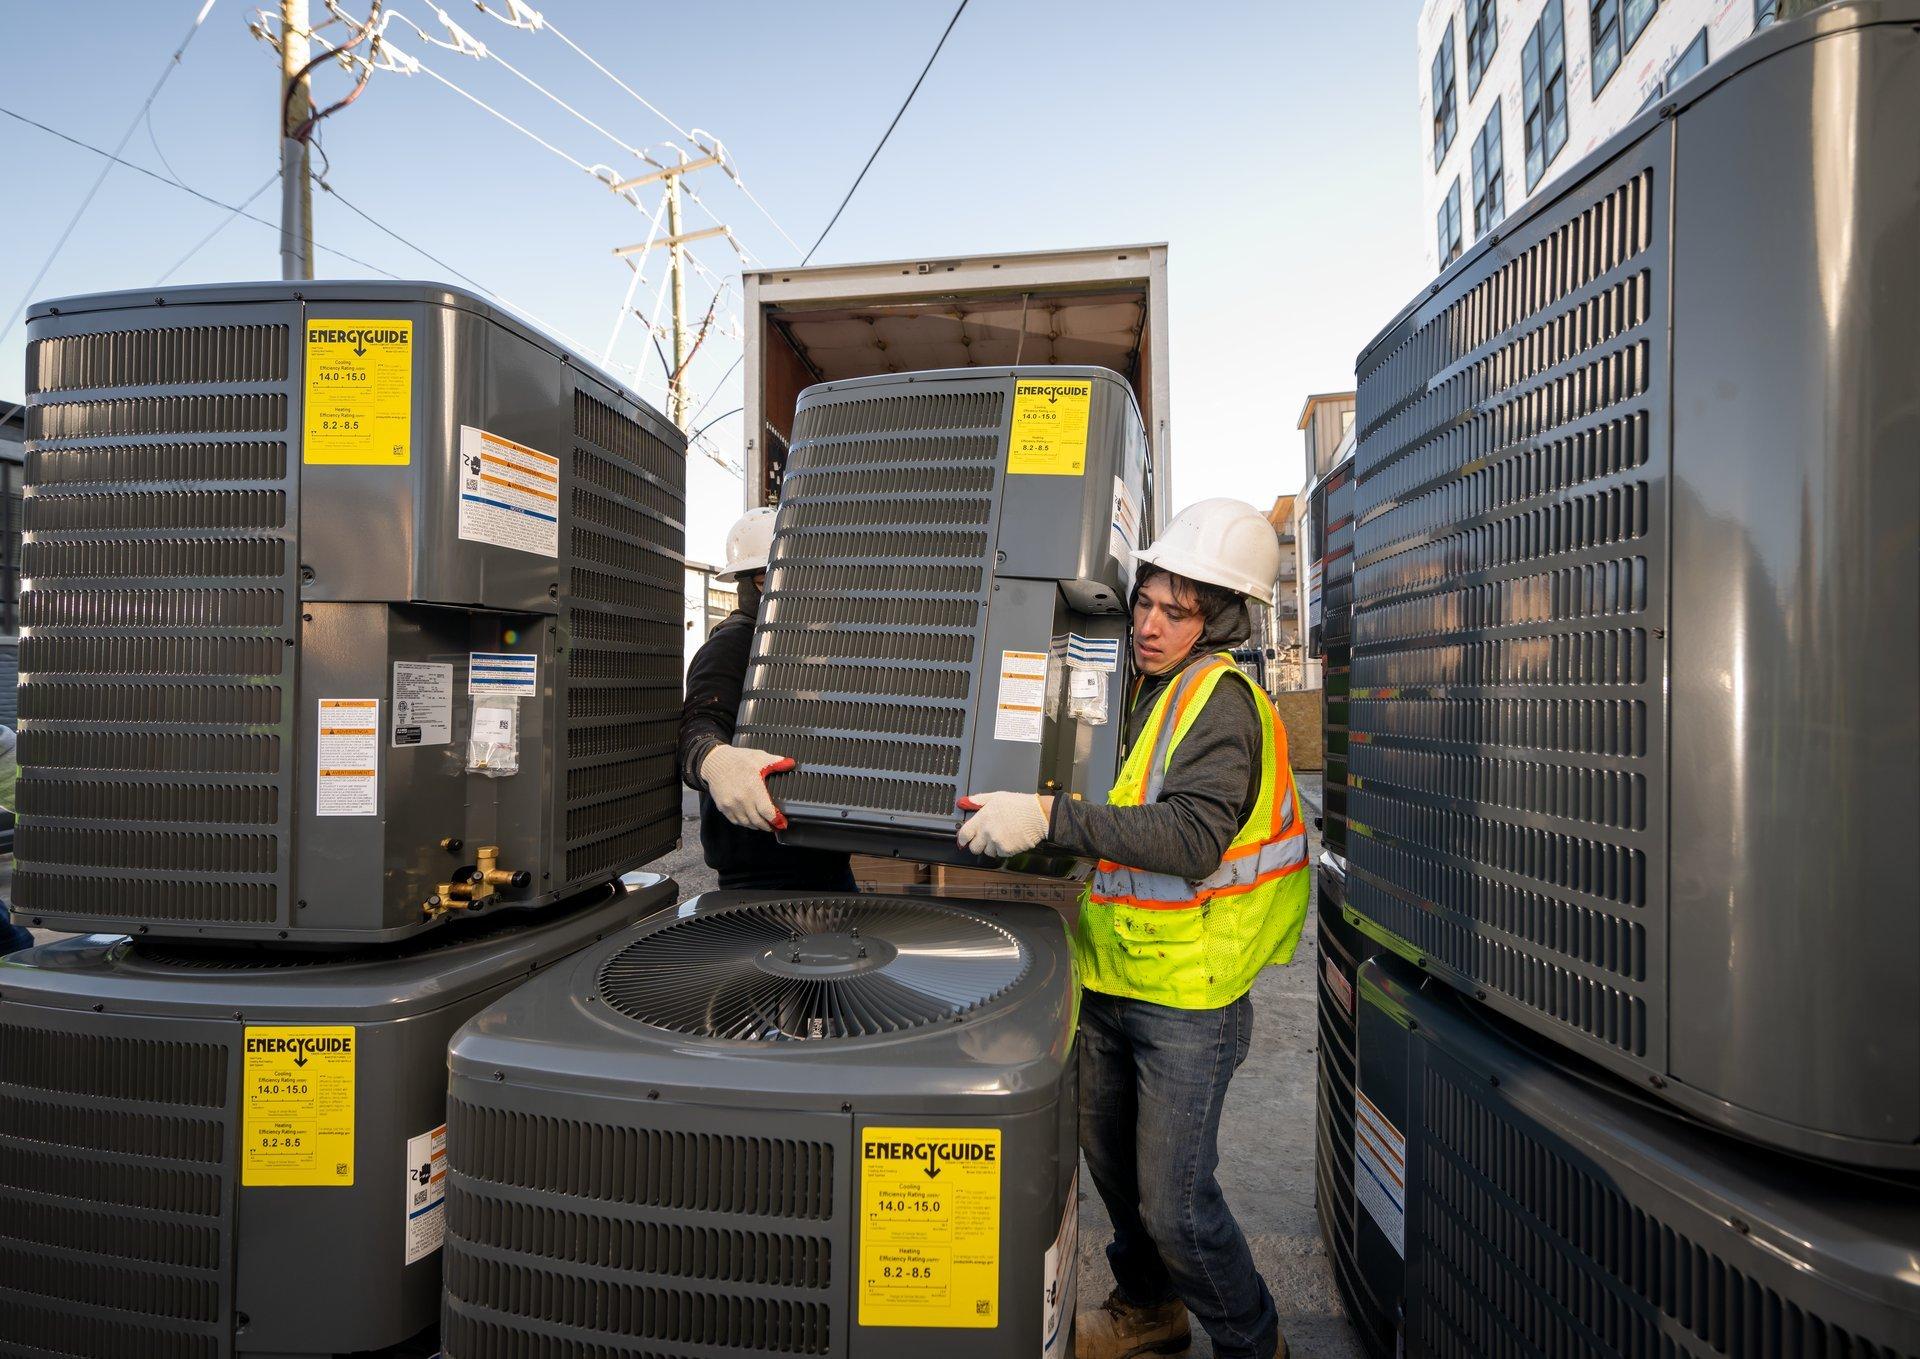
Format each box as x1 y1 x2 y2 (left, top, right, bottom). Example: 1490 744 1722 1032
279 0 315 281
610 152 731 432
666 151 688 429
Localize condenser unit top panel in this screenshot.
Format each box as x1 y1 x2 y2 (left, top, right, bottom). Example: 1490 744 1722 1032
448 891 1077 1113
30 279 638 398
1 875 672 1020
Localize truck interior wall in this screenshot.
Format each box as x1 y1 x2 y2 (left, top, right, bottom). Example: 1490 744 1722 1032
761 321 818 500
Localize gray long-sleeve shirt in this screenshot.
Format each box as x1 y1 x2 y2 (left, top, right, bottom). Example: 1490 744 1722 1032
1048 657 1262 881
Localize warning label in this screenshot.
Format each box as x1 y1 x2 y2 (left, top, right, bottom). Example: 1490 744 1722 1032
316 698 379 816
404 1124 448 1265
859 1127 1001 1329
1009 378 1093 476
242 1026 356 1187
993 650 1048 744
392 662 452 747
303 319 413 465
1355 1089 1406 1257
457 426 559 558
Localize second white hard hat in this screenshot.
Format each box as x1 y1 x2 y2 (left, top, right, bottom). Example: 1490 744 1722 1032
1132 497 1283 606
716 506 778 582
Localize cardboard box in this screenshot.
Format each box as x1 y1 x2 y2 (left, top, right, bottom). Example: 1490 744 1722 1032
850 854 933 894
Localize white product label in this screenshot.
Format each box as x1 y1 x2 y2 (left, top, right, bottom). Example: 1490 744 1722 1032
316 699 379 816
1066 633 1121 673
457 425 560 558
391 662 452 747
1109 476 1139 568
1041 1168 1079 1359
1355 1089 1406 1258
993 650 1048 744
469 651 537 696
403 1124 448 1265
471 701 516 745
1069 670 1104 702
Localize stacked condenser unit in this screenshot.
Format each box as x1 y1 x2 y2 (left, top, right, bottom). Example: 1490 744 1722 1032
1316 6 1920 1355
0 280 688 1356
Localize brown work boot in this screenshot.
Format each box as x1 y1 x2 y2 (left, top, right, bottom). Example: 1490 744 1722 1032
1074 1289 1191 1358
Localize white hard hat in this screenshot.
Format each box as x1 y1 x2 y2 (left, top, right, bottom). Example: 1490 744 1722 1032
716 506 777 582
1132 498 1282 606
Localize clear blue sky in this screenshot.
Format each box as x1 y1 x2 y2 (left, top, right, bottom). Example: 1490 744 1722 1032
0 0 1429 564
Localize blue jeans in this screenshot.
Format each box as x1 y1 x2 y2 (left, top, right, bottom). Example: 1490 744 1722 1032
0 901 33 956
1079 988 1278 1359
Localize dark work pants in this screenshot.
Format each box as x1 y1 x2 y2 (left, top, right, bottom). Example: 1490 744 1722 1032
1078 987 1278 1359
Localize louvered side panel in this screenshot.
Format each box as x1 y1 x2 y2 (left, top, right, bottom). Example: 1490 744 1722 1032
558 391 685 888
0 1015 234 1359
1347 144 1670 1070
15 314 299 931
737 384 1007 829
442 1090 847 1358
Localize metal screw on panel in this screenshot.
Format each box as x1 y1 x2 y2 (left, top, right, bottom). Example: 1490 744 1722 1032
1730 1217 1751 1235
300 566 315 584
1649 1074 1668 1089
92 1003 104 1013
493 1071 505 1082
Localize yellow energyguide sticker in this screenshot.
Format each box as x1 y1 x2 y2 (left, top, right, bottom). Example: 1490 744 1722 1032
859 1126 1001 1328
303 318 414 465
1008 377 1093 476
242 1026 356 1186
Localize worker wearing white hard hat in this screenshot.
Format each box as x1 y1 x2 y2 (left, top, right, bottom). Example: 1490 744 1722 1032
678 506 853 890
958 498 1308 1359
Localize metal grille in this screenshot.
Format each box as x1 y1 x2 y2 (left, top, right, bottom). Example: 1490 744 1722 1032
1313 883 1377 1354
737 387 1006 826
1415 1055 1900 1359
15 321 297 930
1347 154 1667 1065
0 1019 232 1359
559 391 685 889
443 1095 839 1356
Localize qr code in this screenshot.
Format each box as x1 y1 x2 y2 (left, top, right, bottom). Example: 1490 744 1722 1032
975 1299 991 1316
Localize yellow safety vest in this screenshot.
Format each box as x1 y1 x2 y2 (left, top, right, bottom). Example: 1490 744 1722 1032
1071 654 1310 1010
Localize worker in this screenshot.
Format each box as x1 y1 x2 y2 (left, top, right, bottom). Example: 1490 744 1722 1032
679 506 854 892
957 498 1308 1359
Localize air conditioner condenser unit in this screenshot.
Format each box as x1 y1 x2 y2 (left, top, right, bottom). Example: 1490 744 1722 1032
0 875 672 1357
736 366 1151 871
439 890 1080 1359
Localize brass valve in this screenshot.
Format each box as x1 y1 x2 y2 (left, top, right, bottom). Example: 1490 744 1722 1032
421 844 531 918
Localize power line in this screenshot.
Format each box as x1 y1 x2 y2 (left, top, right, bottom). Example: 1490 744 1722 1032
157 170 280 283
317 176 494 294
0 106 401 278
802 0 968 265
0 0 221 345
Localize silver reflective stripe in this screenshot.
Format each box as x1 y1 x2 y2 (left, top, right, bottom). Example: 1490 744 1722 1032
1092 829 1309 906
1142 661 1225 802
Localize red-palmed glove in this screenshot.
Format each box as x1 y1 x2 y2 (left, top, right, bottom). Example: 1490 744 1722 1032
700 746 796 832
955 791 1049 858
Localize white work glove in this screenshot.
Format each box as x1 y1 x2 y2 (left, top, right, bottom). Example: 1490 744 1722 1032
955 791 1049 859
700 745 796 833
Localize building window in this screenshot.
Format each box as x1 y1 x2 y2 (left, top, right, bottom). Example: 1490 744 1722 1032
1522 1 1568 190
1624 0 1657 48
1667 27 1709 88
1471 105 1505 238
1437 178 1464 267
1755 0 1779 25
1467 0 1498 94
1591 0 1621 94
1432 19 1459 168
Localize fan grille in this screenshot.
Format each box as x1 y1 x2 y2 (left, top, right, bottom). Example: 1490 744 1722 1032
596 897 1029 1042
